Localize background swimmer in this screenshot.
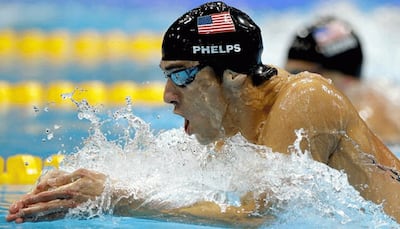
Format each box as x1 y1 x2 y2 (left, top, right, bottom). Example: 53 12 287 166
285 16 400 144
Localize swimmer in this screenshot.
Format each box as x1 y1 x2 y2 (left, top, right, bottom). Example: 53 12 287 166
285 16 400 143
7 1 400 226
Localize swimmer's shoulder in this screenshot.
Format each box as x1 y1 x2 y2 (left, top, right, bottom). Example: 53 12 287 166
271 66 336 93
268 65 330 83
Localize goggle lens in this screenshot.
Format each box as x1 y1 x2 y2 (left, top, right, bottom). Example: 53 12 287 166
165 65 204 87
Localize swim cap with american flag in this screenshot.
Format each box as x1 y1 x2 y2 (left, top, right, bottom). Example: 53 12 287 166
162 1 263 74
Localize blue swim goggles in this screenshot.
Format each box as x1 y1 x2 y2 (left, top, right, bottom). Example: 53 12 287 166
164 65 205 87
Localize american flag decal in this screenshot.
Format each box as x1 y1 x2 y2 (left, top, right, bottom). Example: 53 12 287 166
197 11 236 34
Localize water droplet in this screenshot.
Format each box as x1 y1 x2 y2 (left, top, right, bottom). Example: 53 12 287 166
47 133 54 140
61 93 73 100
125 96 132 104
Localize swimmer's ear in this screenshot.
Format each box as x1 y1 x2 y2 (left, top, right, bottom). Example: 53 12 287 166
222 69 247 89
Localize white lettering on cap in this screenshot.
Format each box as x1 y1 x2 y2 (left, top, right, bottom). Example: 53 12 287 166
313 21 358 57
192 44 241 54
319 36 357 57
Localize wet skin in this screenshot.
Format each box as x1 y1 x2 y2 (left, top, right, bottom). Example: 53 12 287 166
285 59 400 144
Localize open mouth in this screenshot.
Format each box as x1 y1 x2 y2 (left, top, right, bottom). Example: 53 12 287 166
184 119 190 135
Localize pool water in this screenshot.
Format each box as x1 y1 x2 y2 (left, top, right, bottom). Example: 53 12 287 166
0 105 222 229
1 0 400 228
0 185 219 229
0 106 182 159
1 102 400 228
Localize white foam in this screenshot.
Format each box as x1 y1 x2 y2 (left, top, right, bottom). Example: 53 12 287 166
59 102 398 227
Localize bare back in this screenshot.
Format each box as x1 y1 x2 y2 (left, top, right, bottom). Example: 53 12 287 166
257 70 400 221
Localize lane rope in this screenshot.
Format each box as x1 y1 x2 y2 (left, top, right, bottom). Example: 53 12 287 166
0 154 64 185
0 29 162 63
0 80 165 107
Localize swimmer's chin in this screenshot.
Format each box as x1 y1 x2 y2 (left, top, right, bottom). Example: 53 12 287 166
194 134 221 146
194 135 212 145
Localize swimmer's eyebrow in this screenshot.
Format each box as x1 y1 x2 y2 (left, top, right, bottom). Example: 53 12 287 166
160 63 185 71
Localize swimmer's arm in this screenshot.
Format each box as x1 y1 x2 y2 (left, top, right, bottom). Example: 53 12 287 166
112 191 271 227
7 169 266 226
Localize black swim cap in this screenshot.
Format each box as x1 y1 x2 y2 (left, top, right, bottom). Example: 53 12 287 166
287 16 363 78
162 1 263 74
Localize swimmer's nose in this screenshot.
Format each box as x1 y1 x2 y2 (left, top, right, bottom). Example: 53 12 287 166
163 79 179 105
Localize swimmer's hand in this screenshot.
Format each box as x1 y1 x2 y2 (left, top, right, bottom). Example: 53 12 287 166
6 168 106 223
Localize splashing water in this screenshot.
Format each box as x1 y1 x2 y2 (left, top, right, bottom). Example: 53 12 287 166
56 99 398 227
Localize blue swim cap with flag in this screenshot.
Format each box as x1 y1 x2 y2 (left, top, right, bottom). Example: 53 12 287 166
161 1 264 74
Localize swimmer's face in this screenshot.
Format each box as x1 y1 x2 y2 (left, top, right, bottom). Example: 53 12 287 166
160 60 228 145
